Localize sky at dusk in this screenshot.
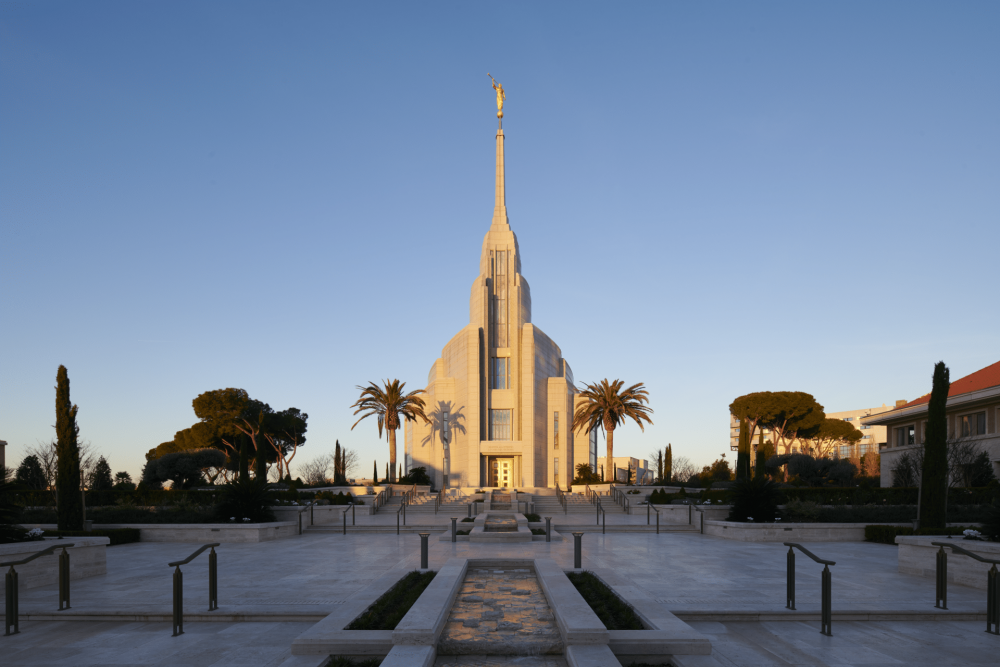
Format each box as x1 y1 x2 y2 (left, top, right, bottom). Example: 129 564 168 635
2 1 998 480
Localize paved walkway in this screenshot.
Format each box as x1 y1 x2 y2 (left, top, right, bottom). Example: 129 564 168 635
3 532 995 666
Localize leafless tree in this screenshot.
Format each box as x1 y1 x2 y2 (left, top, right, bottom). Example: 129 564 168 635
22 440 97 494
947 439 982 488
298 453 334 486
862 450 881 478
342 448 359 480
671 456 696 483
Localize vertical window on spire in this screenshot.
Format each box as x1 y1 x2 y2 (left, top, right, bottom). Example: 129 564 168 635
491 358 509 389
492 250 507 347
553 412 559 450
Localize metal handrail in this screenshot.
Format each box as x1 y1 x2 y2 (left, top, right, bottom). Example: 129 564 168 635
647 503 661 534
1 542 76 567
555 484 567 514
342 503 355 534
4 542 76 635
784 542 836 566
168 543 220 567
169 543 219 636
435 488 444 514
783 542 834 636
932 541 1000 633
396 499 407 534
373 488 386 513
296 501 318 535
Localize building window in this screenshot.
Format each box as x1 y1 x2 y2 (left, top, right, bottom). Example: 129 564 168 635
491 250 508 347
896 426 915 447
554 457 559 486
553 412 559 450
491 357 509 389
843 417 853 421
861 424 871 430
961 412 987 437
490 409 512 441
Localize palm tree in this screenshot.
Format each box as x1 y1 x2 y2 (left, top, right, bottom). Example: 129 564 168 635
351 380 429 483
572 379 653 485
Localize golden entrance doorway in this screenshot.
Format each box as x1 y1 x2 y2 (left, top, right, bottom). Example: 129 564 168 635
489 457 514 487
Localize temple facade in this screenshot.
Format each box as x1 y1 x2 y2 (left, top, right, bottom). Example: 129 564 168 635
404 126 597 489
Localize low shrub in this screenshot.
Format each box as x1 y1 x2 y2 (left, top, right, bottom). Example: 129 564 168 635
983 503 1000 539
43 528 141 546
461 517 475 523
456 529 470 535
315 491 355 505
524 513 541 522
328 658 382 667
347 570 436 630
865 524 978 544
530 528 547 535
214 478 276 523
727 477 780 523
566 571 644 630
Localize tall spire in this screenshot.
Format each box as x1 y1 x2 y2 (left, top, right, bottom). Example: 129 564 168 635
492 129 508 227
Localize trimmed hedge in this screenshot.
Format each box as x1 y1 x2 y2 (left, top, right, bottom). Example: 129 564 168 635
779 486 997 506
42 528 141 546
864 525 976 544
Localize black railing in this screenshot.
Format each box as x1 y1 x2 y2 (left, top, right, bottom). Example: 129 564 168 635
342 503 355 535
647 503 661 534
932 541 1000 634
784 542 834 636
168 543 219 637
555 484 567 514
609 484 631 514
297 501 317 535
435 488 444 514
397 497 407 535
3 542 75 636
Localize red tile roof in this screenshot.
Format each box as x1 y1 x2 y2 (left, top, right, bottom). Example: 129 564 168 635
901 359 1000 408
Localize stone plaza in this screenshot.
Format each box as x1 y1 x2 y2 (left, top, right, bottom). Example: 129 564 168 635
4 510 998 667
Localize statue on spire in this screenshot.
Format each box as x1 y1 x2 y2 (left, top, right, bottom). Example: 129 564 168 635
488 73 505 121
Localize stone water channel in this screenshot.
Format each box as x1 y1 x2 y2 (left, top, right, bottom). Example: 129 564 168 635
434 565 567 667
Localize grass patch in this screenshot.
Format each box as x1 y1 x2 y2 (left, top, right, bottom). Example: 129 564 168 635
524 513 542 522
346 571 436 630
566 571 644 630
530 528 547 535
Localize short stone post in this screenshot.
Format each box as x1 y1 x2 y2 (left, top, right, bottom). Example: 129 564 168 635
545 517 552 543
573 532 584 569
468 503 472 518
419 533 430 569
58 546 70 610
451 517 458 543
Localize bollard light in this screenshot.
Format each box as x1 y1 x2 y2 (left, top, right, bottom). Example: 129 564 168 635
573 532 584 569
545 517 551 543
419 532 430 569
451 517 458 543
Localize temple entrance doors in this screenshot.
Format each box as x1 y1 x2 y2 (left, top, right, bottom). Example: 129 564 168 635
484 455 520 487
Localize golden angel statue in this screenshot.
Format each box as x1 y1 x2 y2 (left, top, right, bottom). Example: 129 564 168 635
488 73 505 118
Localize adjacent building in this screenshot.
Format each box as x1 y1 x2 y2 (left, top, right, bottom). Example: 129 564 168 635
862 360 1000 487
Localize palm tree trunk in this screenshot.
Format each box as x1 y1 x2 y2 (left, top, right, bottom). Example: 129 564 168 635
389 428 397 483
606 427 614 485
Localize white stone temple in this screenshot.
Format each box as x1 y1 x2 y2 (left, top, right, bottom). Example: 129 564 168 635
404 124 597 490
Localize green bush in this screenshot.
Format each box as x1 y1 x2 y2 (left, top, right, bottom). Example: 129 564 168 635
42 528 141 546
524 513 542 522
328 657 381 667
982 503 1000 539
461 517 475 523
214 478 276 523
456 529 470 535
315 491 355 505
566 571 644 630
347 570 436 630
864 525 913 544
727 476 780 522
530 528 547 535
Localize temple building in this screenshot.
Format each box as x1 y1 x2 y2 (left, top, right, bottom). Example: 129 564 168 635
404 123 597 489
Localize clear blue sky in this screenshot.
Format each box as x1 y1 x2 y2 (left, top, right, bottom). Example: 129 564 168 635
2 1 998 480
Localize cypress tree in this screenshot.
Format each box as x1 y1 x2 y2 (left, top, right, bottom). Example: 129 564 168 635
334 441 342 484
665 444 672 482
736 418 751 480
55 365 83 530
919 361 950 530
90 456 114 491
373 460 378 483
385 462 389 482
